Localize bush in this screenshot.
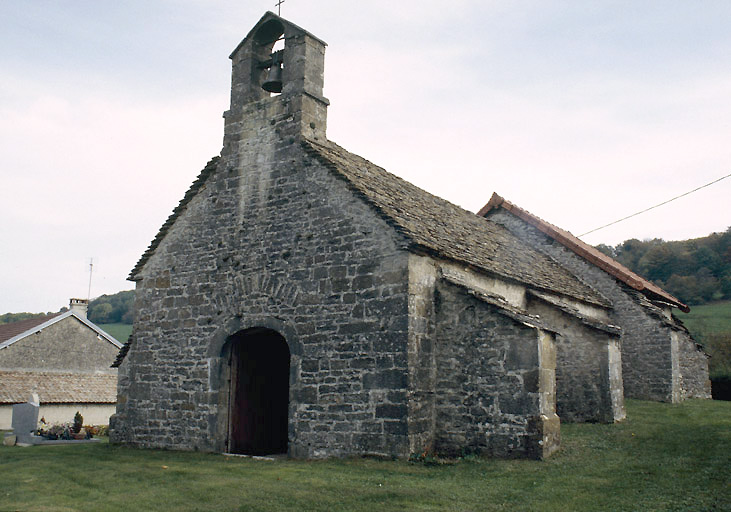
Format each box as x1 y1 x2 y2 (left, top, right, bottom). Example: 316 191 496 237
73 412 83 434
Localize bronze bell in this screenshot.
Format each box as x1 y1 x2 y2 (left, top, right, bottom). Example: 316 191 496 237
262 61 283 93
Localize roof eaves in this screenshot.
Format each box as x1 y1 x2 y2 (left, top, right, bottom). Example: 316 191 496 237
528 290 622 336
0 311 72 351
442 273 557 334
479 192 689 312
0 311 123 351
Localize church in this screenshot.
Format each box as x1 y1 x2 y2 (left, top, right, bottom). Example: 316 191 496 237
110 12 705 459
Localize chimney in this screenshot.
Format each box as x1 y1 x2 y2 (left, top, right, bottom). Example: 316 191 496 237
69 298 88 318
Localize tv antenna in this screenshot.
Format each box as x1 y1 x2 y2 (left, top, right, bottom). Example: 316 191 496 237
87 258 94 301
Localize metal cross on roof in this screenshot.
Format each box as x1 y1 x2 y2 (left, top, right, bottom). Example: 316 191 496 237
276 0 285 15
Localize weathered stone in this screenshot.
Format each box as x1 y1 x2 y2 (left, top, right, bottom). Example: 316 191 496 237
108 11 643 461
485 206 711 402
11 396 42 445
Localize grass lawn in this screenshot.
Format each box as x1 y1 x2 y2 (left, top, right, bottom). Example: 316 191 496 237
1 400 729 511
677 300 731 377
97 323 133 343
679 300 731 338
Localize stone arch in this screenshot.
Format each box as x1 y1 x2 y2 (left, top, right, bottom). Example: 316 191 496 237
207 315 301 360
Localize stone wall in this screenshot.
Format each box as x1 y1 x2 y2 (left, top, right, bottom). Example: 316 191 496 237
407 255 438 456
0 316 118 373
487 209 710 402
675 322 713 399
113 96 413 457
433 281 559 459
527 297 624 423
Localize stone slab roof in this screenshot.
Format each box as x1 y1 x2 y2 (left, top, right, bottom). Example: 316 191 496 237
303 139 610 308
0 370 117 405
441 274 557 334
478 192 689 312
128 140 609 307
528 290 622 337
0 313 61 343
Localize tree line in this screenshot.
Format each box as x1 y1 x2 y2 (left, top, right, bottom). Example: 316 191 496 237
0 311 59 325
596 227 731 305
87 290 134 324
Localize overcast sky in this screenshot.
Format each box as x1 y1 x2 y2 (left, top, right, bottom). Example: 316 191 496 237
1 1 729 313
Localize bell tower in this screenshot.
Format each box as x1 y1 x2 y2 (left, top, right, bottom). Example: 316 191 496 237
223 12 329 145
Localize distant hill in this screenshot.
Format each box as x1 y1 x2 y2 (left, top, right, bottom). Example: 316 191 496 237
1 290 135 327
97 323 134 343
88 290 134 325
596 227 730 305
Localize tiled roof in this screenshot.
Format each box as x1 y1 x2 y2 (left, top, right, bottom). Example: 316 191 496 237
0 370 117 405
111 332 133 368
0 311 123 351
478 192 689 312
0 313 61 343
303 139 610 307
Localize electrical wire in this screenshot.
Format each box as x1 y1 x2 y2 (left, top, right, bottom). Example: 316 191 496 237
578 172 731 237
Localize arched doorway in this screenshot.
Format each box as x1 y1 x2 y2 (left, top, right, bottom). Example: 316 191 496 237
227 327 290 455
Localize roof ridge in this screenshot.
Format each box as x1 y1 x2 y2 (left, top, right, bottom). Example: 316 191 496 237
303 139 611 308
480 192 689 312
0 311 122 351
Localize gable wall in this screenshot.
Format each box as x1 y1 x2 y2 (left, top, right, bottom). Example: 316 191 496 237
114 97 412 457
0 316 118 373
488 209 710 401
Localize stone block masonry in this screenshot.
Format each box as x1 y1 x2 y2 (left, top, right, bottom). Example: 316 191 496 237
110 12 617 460
487 209 710 402
433 281 559 459
114 122 413 455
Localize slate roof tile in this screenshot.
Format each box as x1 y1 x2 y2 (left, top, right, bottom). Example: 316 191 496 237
0 313 61 344
127 139 610 308
303 139 611 307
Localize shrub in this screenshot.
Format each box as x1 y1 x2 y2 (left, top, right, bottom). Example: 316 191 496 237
73 412 83 434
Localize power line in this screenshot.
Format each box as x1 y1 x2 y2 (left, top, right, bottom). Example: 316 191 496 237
578 172 731 238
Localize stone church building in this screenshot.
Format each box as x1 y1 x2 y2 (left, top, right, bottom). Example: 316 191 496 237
479 193 711 402
110 12 693 459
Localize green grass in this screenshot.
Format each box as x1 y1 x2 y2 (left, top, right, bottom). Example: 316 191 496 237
677 300 731 377
1 400 729 511
680 300 731 337
97 323 132 343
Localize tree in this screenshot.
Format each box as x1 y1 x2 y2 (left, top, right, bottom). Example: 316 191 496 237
87 290 134 324
596 228 731 305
